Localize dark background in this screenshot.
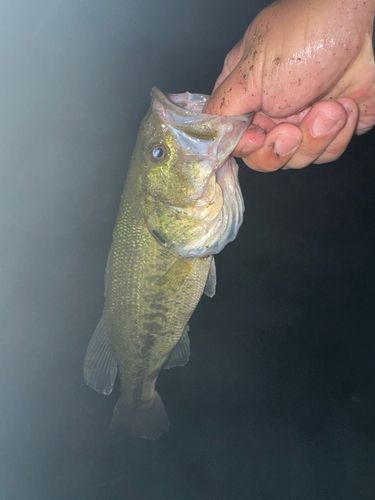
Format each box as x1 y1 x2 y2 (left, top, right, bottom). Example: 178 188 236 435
1 1 375 498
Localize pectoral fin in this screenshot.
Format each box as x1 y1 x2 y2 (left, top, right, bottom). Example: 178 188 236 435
156 257 195 294
204 257 216 298
162 325 190 370
83 315 117 395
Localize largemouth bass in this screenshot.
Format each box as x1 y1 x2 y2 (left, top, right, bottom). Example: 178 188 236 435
84 88 251 439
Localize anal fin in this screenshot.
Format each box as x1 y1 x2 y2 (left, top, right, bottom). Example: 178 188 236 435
163 325 190 370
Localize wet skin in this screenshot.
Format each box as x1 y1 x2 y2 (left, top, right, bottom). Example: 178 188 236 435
205 0 375 171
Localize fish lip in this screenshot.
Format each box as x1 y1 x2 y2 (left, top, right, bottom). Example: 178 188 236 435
150 87 253 166
151 86 253 123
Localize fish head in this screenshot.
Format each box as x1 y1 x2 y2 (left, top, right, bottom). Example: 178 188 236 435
138 88 251 208
137 88 252 257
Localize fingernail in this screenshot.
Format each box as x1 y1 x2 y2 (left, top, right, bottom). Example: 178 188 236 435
240 128 265 155
311 111 339 137
273 134 300 157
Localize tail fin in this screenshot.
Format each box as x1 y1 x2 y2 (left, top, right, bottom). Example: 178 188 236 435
110 391 169 440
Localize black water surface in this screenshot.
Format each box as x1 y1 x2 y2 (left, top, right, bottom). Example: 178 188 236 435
1 1 375 499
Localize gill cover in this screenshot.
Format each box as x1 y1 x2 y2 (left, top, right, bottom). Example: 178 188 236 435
142 87 252 258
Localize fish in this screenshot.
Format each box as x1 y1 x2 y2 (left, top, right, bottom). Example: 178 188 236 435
83 87 252 439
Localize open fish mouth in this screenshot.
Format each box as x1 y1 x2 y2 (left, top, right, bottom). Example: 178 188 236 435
144 88 253 258
152 87 252 168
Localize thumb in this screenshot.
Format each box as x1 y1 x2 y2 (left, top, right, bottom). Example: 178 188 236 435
204 61 260 116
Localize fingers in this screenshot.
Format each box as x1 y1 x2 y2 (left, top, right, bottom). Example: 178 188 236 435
282 100 349 169
207 39 358 170
233 125 266 156
237 123 303 172
314 98 359 164
234 99 356 171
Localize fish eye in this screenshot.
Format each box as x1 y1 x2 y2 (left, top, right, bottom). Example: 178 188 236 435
149 144 167 162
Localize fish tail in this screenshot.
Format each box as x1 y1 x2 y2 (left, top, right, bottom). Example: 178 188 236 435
110 391 169 440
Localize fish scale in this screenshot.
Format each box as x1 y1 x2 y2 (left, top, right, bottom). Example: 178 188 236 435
83 88 251 439
105 166 209 409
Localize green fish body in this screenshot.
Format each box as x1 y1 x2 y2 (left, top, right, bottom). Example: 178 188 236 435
84 88 251 439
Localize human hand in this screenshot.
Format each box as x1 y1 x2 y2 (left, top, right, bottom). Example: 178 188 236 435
204 0 375 171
